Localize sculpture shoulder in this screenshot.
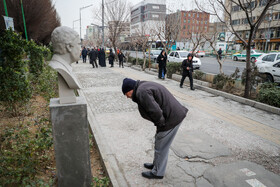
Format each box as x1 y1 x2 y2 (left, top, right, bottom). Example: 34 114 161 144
49 60 81 89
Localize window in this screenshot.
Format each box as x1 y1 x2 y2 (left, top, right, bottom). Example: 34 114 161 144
259 0 267 6
232 19 240 25
232 5 240 12
205 21 207 24
241 50 246 54
175 52 179 58
183 25 186 29
197 14 199 18
266 54 276 62
273 62 280 68
184 19 186 23
184 13 186 17
152 14 159 18
152 6 160 9
169 52 174 56
188 20 190 23
277 55 280 61
262 55 268 61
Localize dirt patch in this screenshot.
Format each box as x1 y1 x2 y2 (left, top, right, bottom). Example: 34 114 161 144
0 96 108 185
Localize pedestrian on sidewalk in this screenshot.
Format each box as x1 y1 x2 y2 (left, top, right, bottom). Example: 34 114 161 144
180 53 195 90
118 50 125 68
109 49 115 67
122 78 188 179
81 47 87 63
157 50 167 79
89 48 98 68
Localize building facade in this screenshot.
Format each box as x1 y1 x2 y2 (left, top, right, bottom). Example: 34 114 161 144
130 0 166 37
108 21 130 43
225 0 280 51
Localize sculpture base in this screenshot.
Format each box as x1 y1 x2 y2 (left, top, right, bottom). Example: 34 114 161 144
50 97 92 187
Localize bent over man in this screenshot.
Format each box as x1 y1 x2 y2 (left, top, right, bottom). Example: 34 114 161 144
122 78 188 179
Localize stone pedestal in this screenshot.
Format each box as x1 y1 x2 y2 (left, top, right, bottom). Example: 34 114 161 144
50 97 92 187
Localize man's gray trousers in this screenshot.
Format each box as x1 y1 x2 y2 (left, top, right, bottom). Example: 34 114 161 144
152 123 181 176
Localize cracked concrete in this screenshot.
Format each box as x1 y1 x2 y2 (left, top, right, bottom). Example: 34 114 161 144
73 62 280 187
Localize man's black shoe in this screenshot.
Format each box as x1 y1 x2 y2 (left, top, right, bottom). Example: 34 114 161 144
180 85 183 88
191 87 195 90
144 163 154 169
141 171 163 179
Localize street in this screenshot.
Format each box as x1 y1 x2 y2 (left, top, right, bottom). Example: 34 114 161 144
73 61 280 187
126 51 246 76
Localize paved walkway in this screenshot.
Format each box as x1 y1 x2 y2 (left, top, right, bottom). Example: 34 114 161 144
73 61 280 187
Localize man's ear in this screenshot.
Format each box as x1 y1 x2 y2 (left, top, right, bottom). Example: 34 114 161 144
66 44 72 53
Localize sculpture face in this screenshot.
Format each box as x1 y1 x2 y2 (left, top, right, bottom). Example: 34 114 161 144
70 38 81 62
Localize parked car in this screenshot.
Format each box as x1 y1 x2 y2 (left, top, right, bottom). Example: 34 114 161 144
168 51 201 69
257 61 280 83
196 50 206 57
145 50 161 63
232 49 264 62
189 50 206 57
255 52 280 65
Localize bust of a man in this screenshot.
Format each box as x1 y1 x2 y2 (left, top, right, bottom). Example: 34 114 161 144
49 26 82 104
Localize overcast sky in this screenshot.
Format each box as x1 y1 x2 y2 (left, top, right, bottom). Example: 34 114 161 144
54 0 196 38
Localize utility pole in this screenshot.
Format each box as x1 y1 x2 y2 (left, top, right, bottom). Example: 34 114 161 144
102 0 105 47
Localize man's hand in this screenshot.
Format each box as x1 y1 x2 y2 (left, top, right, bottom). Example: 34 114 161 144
187 67 190 70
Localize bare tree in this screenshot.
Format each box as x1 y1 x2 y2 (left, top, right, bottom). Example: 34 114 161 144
188 31 206 55
195 0 278 98
0 0 61 44
203 31 233 74
93 0 130 57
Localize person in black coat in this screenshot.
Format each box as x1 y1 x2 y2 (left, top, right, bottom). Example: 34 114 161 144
180 53 195 90
108 49 115 67
89 48 98 68
156 50 167 79
118 50 125 68
217 48 223 60
122 78 188 179
81 47 87 63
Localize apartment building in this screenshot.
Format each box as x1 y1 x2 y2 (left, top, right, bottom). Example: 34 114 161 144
130 0 166 37
166 9 210 42
225 0 280 51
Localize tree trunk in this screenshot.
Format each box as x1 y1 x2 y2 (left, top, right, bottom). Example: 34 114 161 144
142 50 146 70
136 47 138 65
244 45 251 98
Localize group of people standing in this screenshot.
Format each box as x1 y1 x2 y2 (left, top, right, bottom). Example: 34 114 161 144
156 50 195 91
80 47 126 68
81 47 106 67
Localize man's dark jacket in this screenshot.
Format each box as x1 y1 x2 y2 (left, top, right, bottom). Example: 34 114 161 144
181 59 193 76
82 48 87 56
118 53 125 61
132 81 188 132
89 50 98 61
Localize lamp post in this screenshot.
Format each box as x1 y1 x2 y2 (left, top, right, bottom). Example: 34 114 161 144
79 4 93 40
73 19 80 30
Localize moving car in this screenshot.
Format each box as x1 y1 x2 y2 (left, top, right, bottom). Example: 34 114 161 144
145 50 161 63
232 49 264 62
255 52 280 65
167 51 201 69
257 61 280 83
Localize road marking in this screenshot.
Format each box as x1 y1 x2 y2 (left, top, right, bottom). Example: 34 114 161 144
246 179 267 187
112 67 280 145
240 168 256 176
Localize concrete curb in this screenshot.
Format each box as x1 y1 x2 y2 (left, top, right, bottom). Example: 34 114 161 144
130 66 280 115
78 90 129 187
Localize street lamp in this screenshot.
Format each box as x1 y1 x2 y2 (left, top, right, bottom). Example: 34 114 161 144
73 19 80 30
80 4 93 40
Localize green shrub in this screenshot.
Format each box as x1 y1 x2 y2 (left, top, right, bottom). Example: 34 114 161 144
92 177 110 187
166 62 182 78
0 29 32 116
32 64 58 100
257 83 280 107
28 40 51 77
193 70 205 80
213 74 228 90
0 118 54 186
